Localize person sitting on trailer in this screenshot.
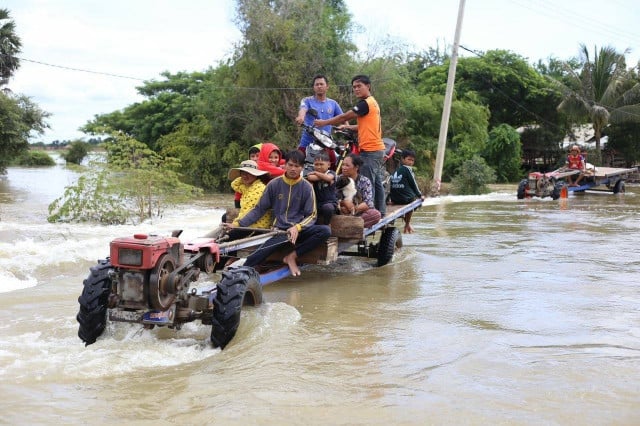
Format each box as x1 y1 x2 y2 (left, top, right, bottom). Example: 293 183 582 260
230 143 263 211
566 145 586 187
336 153 381 228
226 150 331 277
305 151 337 225
257 142 285 179
387 149 424 234
225 160 273 241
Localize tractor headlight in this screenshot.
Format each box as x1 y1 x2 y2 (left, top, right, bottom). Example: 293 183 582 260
118 248 143 266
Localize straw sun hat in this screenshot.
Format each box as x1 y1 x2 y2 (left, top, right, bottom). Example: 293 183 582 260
228 160 269 180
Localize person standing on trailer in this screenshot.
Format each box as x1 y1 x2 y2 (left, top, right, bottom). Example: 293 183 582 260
314 74 387 216
388 149 424 234
295 74 344 171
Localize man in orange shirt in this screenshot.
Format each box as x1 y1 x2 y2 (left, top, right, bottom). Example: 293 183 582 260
314 75 386 216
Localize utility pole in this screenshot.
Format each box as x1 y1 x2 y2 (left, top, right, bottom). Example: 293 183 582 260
431 0 466 196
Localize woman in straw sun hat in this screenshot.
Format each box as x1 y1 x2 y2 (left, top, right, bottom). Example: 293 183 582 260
228 160 273 230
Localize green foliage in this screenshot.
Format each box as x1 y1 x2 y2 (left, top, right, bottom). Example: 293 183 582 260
418 50 559 128
12 150 55 166
0 8 21 84
446 100 490 178
0 92 50 173
400 92 490 181
157 117 245 191
62 140 89 164
47 169 130 224
0 10 51 172
48 131 202 224
553 44 640 155
483 124 522 182
82 71 204 149
519 125 566 170
231 0 357 146
451 155 496 195
605 122 640 166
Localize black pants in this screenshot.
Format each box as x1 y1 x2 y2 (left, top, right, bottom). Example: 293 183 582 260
317 202 337 225
244 225 331 267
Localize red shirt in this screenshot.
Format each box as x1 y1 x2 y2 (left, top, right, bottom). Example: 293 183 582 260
567 153 584 169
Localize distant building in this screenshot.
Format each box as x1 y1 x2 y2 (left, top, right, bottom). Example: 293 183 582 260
561 124 608 150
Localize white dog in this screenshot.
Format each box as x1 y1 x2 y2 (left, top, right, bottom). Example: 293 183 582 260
336 176 362 215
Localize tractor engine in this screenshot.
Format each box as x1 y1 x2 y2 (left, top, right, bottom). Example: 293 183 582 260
527 172 556 197
108 233 193 312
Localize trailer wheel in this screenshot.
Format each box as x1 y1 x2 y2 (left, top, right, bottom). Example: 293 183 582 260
395 232 403 249
210 266 263 349
517 179 528 199
551 182 565 200
613 180 625 194
377 227 400 267
77 259 113 346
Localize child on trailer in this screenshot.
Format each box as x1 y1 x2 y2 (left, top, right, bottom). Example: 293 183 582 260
257 142 285 179
387 149 424 234
565 145 586 187
305 151 337 225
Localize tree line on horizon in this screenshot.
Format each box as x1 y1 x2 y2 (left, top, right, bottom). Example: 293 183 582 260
2 1 640 193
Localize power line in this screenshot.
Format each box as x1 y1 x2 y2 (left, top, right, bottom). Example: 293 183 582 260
509 0 640 51
14 55 147 81
10 54 347 92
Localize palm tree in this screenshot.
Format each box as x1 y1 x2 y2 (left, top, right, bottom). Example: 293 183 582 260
553 44 640 157
0 8 22 86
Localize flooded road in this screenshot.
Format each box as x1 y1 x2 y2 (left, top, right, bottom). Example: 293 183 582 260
1 161 639 425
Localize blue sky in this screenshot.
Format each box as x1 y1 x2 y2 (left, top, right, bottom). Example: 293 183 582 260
5 0 640 143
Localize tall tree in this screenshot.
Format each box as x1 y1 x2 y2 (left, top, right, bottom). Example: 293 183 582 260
483 124 522 182
554 44 640 155
231 0 356 145
82 70 205 149
0 8 21 86
418 50 560 129
0 9 49 173
0 93 50 173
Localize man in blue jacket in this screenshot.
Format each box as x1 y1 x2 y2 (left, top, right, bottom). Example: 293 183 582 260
227 150 331 276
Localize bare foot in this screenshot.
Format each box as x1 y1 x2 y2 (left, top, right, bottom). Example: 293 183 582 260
404 224 414 234
283 252 301 276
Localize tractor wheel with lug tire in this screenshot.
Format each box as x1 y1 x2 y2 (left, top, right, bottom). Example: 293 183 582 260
377 227 400 267
517 179 528 199
613 180 625 194
211 266 263 349
77 259 113 346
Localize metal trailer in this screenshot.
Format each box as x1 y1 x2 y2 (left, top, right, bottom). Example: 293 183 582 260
517 166 638 199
